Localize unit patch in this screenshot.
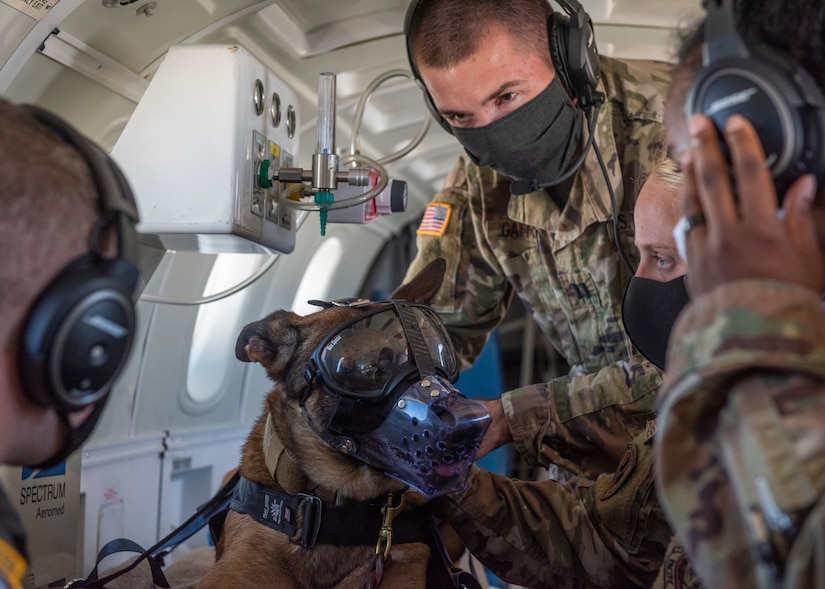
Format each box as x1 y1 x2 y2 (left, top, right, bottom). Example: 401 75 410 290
417 203 452 236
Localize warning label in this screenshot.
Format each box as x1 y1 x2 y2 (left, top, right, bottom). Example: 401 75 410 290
0 0 59 20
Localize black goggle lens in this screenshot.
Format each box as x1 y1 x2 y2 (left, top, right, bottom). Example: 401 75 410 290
313 304 457 399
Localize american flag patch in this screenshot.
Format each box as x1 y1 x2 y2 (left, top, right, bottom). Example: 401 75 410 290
417 203 452 236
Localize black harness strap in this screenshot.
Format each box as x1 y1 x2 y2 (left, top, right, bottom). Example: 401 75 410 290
230 476 483 588
68 471 481 589
228 476 431 548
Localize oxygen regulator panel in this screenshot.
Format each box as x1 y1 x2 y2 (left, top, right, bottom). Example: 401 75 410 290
111 44 300 254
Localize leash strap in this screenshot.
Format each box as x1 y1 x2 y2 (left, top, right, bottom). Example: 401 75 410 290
425 520 484 589
359 553 385 589
66 471 241 588
65 538 169 589
229 476 431 548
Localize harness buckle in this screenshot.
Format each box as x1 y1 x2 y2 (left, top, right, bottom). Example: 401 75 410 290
329 297 374 307
375 492 406 559
296 493 323 547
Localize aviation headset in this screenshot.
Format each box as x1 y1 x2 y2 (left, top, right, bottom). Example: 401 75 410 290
403 0 601 134
685 0 825 197
18 106 140 414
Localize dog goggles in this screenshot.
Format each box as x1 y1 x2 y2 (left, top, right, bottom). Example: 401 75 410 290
308 301 459 400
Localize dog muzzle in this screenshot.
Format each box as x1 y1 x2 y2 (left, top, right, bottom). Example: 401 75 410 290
305 299 491 497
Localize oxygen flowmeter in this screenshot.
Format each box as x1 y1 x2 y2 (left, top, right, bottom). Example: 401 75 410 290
258 73 390 236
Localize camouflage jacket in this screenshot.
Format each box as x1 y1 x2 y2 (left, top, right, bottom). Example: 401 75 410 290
655 280 825 589
440 422 679 588
404 55 670 478
407 56 705 588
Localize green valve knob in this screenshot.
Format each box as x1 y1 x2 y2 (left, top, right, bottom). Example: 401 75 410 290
259 159 272 189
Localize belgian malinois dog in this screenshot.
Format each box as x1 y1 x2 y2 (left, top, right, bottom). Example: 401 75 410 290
197 258 489 589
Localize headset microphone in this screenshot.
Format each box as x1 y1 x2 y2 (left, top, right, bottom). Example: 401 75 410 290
685 0 825 200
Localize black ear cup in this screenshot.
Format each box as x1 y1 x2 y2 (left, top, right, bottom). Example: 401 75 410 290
20 255 137 411
551 0 601 106
404 0 601 134
685 0 825 199
18 107 140 414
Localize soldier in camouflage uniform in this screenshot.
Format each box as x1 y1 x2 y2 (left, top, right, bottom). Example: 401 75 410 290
429 151 704 588
402 0 698 587
654 1 825 587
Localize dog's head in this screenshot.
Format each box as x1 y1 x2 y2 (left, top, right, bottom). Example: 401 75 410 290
235 259 490 499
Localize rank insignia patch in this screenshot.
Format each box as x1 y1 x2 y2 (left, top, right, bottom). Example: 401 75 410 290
417 203 452 236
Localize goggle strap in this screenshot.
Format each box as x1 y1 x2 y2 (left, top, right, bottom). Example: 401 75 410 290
393 300 436 379
299 389 359 454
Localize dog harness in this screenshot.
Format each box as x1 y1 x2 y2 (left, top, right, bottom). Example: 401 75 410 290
217 413 483 589
227 476 431 549
224 412 431 548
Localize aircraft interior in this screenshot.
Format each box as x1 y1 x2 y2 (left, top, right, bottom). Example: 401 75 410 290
0 0 703 587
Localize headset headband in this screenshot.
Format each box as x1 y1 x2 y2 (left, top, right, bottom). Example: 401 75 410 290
24 106 139 267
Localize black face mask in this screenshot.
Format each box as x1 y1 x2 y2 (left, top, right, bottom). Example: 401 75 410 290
621 276 690 370
452 77 582 191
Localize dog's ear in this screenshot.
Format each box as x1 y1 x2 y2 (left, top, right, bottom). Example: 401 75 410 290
235 310 299 366
390 258 446 303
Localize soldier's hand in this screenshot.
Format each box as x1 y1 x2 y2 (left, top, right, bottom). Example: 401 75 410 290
680 114 825 297
475 397 512 459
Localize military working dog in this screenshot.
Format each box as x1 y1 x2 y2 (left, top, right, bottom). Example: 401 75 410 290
196 258 489 589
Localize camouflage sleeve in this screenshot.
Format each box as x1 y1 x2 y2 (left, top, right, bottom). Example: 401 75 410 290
503 357 662 479
655 280 825 589
439 426 673 589
402 156 513 369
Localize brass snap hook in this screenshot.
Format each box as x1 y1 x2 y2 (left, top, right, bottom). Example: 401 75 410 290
374 492 406 560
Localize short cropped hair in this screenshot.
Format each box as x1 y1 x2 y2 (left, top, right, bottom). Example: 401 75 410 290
0 98 99 338
407 0 554 71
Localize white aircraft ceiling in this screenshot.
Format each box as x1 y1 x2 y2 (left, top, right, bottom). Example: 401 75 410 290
0 0 703 233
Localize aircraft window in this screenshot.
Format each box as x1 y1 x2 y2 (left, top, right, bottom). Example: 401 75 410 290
185 254 266 409
291 236 343 316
